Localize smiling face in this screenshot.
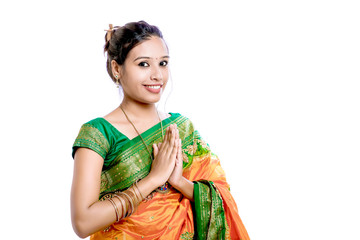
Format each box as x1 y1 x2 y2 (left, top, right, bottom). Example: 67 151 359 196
112 36 170 105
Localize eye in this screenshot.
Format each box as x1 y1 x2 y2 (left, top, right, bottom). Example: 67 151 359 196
138 62 149 67
160 60 168 67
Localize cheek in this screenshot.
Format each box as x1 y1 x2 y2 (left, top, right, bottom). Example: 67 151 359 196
122 68 146 85
162 71 170 89
162 68 169 80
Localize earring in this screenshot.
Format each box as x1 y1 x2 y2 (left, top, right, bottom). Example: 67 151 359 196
115 75 120 88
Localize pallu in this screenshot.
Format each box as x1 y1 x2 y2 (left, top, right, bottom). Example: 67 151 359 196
72 113 250 240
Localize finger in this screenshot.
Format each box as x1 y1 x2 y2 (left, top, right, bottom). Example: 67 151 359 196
165 124 174 144
169 139 178 163
164 130 177 159
165 124 174 143
172 124 178 140
175 127 179 140
169 125 177 147
161 125 177 156
153 143 159 157
175 140 182 165
163 126 170 142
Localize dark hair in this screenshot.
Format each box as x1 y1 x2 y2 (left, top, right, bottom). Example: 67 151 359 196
104 20 164 83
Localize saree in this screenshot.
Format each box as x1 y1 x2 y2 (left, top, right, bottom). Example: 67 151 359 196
72 113 250 240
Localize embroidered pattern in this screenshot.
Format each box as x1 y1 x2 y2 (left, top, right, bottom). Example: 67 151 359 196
184 143 197 155
194 181 227 239
73 123 110 159
180 231 194 240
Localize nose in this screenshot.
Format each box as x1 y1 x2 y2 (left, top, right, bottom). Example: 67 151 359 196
150 65 163 81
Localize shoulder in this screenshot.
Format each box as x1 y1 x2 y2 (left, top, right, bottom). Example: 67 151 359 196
79 117 111 135
74 118 112 147
76 117 109 139
72 118 111 159
83 117 106 127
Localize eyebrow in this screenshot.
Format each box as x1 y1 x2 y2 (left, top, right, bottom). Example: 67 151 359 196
133 56 170 62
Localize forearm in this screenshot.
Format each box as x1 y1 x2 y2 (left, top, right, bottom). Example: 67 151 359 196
72 176 158 238
71 196 117 238
172 177 194 201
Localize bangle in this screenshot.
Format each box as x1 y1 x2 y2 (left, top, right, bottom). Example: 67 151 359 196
112 194 125 221
121 191 135 216
107 198 120 222
127 187 138 204
126 188 140 210
117 192 133 218
135 180 145 200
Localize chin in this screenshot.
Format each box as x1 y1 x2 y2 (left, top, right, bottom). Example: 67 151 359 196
138 96 162 105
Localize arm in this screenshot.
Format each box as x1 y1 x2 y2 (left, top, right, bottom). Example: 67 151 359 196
172 176 194 201
71 124 179 238
71 147 113 238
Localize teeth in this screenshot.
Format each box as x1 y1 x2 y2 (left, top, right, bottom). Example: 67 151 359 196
146 85 161 89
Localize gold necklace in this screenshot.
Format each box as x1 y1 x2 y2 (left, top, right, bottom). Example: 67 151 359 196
120 105 164 159
119 105 170 194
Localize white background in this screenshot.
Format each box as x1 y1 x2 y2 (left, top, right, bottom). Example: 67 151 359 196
1 0 359 239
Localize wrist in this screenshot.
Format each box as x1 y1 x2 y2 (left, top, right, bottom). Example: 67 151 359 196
143 174 161 190
172 177 194 201
171 176 186 191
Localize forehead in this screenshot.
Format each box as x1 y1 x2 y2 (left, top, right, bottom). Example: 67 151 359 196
127 36 169 60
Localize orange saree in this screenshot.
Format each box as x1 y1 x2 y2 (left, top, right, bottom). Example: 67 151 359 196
72 113 249 239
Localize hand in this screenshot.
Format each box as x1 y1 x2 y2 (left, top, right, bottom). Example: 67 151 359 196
147 124 178 188
168 128 184 188
155 127 194 201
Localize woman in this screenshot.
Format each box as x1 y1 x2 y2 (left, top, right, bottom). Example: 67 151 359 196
71 21 249 240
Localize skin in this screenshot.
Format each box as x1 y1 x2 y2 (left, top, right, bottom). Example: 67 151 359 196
71 36 194 238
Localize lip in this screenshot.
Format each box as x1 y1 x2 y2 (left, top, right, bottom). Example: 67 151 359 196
143 84 163 94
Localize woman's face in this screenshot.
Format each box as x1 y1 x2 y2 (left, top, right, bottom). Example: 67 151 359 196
117 36 169 105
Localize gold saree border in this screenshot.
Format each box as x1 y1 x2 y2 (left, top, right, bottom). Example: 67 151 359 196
193 180 226 240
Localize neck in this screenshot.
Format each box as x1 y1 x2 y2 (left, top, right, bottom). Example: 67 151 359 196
120 98 159 121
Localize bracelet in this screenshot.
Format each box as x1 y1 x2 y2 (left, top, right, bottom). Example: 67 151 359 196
134 180 145 200
112 194 125 221
117 192 132 218
107 198 120 222
121 191 135 216
133 188 142 204
126 188 140 210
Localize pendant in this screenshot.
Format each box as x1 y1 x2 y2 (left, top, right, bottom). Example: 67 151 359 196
155 182 170 193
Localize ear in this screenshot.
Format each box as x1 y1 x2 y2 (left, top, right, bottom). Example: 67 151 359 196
111 60 123 79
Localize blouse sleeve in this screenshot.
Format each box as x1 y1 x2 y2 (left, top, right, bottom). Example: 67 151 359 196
72 123 110 159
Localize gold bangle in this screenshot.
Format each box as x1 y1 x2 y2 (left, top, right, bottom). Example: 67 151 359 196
107 198 119 222
135 180 145 200
121 191 135 216
126 187 137 205
112 195 125 221
132 183 143 202
127 188 140 210
117 192 132 218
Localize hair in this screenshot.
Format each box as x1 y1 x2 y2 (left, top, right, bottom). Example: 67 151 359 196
104 20 164 84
